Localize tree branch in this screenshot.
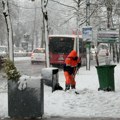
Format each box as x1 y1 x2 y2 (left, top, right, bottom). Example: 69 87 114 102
41 0 48 21
49 0 78 11
79 4 99 26
72 0 78 4
59 15 75 27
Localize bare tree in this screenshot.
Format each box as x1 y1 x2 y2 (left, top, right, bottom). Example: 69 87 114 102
41 0 50 67
2 0 14 61
104 0 115 28
48 0 104 35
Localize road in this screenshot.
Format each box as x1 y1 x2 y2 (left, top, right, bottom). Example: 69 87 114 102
14 57 46 76
0 55 109 83
1 56 109 77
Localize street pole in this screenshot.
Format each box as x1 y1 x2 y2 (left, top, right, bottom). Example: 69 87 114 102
44 19 49 67
86 0 90 70
119 23 120 62
76 0 80 57
41 14 45 48
31 0 37 50
34 1 37 49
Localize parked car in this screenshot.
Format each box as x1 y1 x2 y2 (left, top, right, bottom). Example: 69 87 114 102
98 48 109 56
31 48 45 64
96 43 109 56
14 47 27 57
0 46 8 57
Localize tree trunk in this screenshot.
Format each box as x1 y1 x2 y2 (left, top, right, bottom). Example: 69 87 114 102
2 0 14 61
41 0 50 67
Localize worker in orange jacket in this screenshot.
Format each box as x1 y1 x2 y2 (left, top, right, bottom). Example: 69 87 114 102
63 50 81 91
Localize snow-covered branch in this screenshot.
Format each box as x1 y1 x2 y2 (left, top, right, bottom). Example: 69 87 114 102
50 0 77 11
41 0 48 21
79 3 101 26
59 15 75 27
2 0 8 17
2 0 14 61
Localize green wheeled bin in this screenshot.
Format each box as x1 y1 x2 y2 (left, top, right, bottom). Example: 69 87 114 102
95 65 116 91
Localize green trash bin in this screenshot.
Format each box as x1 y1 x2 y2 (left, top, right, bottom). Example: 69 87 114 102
95 65 116 91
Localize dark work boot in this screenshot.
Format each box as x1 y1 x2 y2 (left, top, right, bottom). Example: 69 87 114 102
65 84 70 91
71 85 76 89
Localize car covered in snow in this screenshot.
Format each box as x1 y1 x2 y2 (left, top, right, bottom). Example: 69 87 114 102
31 48 45 64
97 43 109 56
0 46 8 57
14 47 27 57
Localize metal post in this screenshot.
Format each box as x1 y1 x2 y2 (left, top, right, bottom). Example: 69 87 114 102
86 0 90 70
44 19 50 67
76 1 80 57
119 23 120 61
34 1 37 49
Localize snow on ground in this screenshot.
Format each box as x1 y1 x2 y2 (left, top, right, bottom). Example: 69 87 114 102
44 64 120 118
0 58 120 118
14 56 30 61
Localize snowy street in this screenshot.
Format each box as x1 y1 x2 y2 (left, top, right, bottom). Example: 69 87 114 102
0 60 120 119
1 0 120 119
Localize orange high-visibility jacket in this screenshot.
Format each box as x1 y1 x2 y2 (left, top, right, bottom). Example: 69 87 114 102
64 50 81 75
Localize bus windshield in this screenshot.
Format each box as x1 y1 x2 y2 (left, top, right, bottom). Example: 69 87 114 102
49 37 74 54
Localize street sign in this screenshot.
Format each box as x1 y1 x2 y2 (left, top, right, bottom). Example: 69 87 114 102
97 30 119 43
97 38 117 43
82 26 93 42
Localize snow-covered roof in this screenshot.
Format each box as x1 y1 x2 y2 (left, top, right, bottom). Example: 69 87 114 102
49 34 82 38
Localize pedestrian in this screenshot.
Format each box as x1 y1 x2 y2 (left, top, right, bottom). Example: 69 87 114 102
63 50 81 91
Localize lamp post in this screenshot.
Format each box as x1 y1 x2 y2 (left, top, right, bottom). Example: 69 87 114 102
86 0 91 70
76 0 80 57
86 0 90 26
116 6 120 63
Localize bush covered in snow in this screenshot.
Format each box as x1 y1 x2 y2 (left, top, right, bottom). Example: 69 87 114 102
3 58 21 81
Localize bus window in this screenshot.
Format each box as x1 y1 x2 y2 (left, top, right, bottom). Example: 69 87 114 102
49 37 74 54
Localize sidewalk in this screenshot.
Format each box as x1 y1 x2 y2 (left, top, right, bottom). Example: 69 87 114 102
0 116 120 120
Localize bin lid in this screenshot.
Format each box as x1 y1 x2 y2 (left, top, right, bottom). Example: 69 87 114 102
41 67 59 79
95 65 116 68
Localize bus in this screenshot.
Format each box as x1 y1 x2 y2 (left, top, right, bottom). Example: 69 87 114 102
49 35 86 67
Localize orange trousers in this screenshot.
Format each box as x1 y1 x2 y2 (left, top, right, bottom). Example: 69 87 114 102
64 71 76 86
